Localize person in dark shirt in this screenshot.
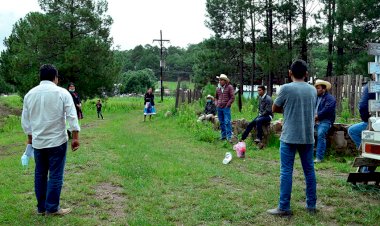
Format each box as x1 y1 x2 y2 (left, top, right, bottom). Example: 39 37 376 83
68 83 83 119
96 99 103 119
241 85 273 143
314 80 336 163
348 77 376 173
197 95 217 122
144 88 156 121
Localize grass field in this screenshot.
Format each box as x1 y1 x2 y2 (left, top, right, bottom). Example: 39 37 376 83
0 96 379 225
156 81 195 92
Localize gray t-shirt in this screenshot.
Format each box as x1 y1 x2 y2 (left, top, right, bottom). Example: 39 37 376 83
274 82 317 144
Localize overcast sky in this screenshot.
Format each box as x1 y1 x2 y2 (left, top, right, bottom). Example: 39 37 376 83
0 0 214 51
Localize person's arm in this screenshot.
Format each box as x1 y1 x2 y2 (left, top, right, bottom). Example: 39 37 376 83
272 104 283 114
21 98 33 144
211 103 217 115
71 131 80 151
151 94 155 106
272 85 286 114
226 85 235 107
64 91 81 150
317 95 336 121
261 96 273 116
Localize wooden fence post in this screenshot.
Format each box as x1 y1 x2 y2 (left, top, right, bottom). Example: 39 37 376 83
175 77 181 109
350 75 356 115
188 89 192 104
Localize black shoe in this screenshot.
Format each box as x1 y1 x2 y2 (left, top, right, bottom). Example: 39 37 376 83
267 208 292 216
219 137 226 140
306 208 318 214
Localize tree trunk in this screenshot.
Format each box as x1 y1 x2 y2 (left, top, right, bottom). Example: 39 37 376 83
326 0 336 77
250 0 256 98
287 0 293 72
238 6 244 112
301 0 307 62
336 8 344 76
267 0 273 96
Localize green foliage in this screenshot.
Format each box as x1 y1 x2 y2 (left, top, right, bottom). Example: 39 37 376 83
202 83 216 98
192 38 238 87
0 115 21 133
176 104 217 143
0 95 23 109
121 69 157 94
338 98 356 123
0 0 120 98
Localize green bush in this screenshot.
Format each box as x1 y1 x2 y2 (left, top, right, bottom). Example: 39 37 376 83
339 98 352 123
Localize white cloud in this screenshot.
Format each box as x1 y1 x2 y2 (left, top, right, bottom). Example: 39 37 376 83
0 0 213 51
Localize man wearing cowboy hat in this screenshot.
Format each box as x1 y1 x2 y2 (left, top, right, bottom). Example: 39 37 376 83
313 79 336 163
197 95 217 122
215 74 235 141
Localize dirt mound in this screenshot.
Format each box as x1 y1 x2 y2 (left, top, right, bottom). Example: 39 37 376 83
0 105 22 118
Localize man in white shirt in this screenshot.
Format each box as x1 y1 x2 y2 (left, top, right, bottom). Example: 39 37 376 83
21 64 80 216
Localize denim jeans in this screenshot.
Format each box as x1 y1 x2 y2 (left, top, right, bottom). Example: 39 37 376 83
217 107 232 139
279 141 317 211
241 115 271 140
348 122 368 149
315 121 331 160
34 142 67 213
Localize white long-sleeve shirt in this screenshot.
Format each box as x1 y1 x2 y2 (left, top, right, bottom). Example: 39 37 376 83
21 80 80 149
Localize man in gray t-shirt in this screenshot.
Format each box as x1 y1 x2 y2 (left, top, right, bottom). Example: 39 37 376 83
275 82 316 144
267 59 317 216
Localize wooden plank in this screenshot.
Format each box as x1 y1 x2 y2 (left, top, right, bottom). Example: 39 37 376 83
336 76 342 112
350 75 356 115
352 157 380 167
347 172 380 185
347 75 351 105
354 75 360 113
343 75 348 99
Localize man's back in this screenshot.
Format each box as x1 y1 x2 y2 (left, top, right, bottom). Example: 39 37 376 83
275 82 317 144
22 81 78 149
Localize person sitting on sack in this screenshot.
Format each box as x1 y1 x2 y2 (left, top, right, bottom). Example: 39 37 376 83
197 95 217 122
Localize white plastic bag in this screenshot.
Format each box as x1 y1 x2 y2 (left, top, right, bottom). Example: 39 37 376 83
21 144 34 166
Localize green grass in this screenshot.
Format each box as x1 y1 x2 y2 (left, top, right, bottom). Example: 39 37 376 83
0 95 23 109
157 81 195 92
0 97 379 225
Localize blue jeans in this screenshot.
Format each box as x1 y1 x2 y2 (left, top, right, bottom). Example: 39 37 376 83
315 122 331 160
279 141 317 211
241 115 272 141
34 142 67 213
217 107 232 139
348 122 368 149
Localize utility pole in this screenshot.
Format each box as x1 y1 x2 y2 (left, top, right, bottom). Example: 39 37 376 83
153 30 170 101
